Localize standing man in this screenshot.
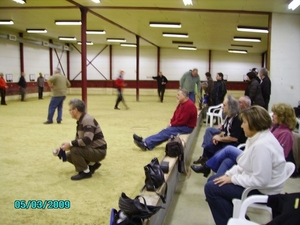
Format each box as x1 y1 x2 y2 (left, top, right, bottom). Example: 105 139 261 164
251 67 261 83
180 68 201 103
152 71 168 102
53 99 107 180
211 72 227 106
205 72 214 107
259 68 271 110
37 72 45 99
114 70 128 110
44 68 71 124
18 72 27 101
133 89 197 151
0 73 8 105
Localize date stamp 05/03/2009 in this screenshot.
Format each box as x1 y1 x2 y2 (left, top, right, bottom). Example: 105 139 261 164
14 200 71 209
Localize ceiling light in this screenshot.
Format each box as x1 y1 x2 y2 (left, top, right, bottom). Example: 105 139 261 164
55 20 82 25
0 20 14 25
178 46 197 50
231 44 253 48
106 38 126 42
163 33 188 38
77 41 93 45
58 36 77 41
120 43 137 47
233 37 261 42
12 0 26 4
288 0 300 10
149 22 181 28
183 0 193 6
26 29 47 33
172 41 193 45
237 26 269 33
86 30 106 34
91 0 101 3
228 49 248 54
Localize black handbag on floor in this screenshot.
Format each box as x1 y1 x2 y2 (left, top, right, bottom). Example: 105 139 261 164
144 157 167 203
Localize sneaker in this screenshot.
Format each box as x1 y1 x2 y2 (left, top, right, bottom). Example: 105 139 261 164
114 107 120 110
133 134 143 142
43 121 53 124
89 162 101 174
71 171 92 180
134 140 147 151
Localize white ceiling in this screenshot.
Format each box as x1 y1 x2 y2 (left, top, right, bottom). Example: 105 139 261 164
0 0 299 53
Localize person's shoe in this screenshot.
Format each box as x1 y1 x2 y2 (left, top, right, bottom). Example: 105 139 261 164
193 156 208 165
114 107 120 110
133 134 143 142
134 140 147 151
190 164 211 177
43 121 53 124
57 121 61 124
71 171 92 180
89 162 101 174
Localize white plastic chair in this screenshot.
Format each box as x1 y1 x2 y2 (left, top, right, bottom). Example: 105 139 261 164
231 162 295 221
206 103 223 127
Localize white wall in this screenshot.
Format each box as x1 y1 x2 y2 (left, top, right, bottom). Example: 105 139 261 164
270 13 300 108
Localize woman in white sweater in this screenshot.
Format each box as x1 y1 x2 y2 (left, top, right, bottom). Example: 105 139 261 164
204 105 287 225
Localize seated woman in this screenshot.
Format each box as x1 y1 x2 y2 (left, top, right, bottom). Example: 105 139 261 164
204 105 287 225
191 102 297 177
193 95 246 164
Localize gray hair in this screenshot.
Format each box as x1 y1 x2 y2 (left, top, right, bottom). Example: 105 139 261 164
69 99 85 113
179 88 189 98
259 68 269 77
241 95 251 107
226 95 240 117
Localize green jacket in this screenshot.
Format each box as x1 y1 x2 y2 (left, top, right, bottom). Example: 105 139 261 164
180 71 201 93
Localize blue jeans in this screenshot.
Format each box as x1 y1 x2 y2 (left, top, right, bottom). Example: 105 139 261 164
189 92 195 103
205 175 262 225
144 126 193 150
202 127 221 148
206 145 242 173
47 96 66 123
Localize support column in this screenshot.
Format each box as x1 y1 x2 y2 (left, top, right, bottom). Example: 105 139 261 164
136 35 140 101
80 6 88 104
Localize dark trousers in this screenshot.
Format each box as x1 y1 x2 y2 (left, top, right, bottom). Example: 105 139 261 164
38 86 44 99
20 87 26 101
157 86 166 102
0 88 6 104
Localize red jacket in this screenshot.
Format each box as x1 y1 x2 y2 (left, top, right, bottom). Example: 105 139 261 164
0 77 7 89
115 76 125 90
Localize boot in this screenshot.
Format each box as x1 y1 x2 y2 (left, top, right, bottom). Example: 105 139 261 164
193 156 208 165
190 164 211 177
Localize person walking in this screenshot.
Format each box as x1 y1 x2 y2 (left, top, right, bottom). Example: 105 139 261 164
44 68 71 124
114 70 128 110
18 72 27 101
37 72 45 99
152 71 168 102
0 72 8 105
180 68 201 103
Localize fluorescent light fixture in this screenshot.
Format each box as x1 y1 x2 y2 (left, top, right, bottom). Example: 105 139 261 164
86 30 106 34
172 41 193 45
0 20 14 25
120 43 137 47
178 46 197 50
12 0 26 4
149 22 181 28
228 49 248 54
91 0 101 3
55 20 82 25
233 37 261 42
288 0 300 10
106 38 126 42
237 26 269 33
163 33 188 38
231 44 253 48
183 0 193 5
77 41 93 45
58 36 77 41
26 29 47 33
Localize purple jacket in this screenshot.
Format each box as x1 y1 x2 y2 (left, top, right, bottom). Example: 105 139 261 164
271 124 294 158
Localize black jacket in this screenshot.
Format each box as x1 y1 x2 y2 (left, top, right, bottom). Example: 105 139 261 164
245 79 264 107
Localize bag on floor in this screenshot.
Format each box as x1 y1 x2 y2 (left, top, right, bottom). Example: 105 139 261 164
144 158 167 203
118 192 163 223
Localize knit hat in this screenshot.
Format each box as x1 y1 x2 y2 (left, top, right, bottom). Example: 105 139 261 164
247 71 257 80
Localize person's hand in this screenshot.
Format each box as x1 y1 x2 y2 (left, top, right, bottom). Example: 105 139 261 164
60 142 71 151
213 175 232 187
53 147 60 156
212 135 221 145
